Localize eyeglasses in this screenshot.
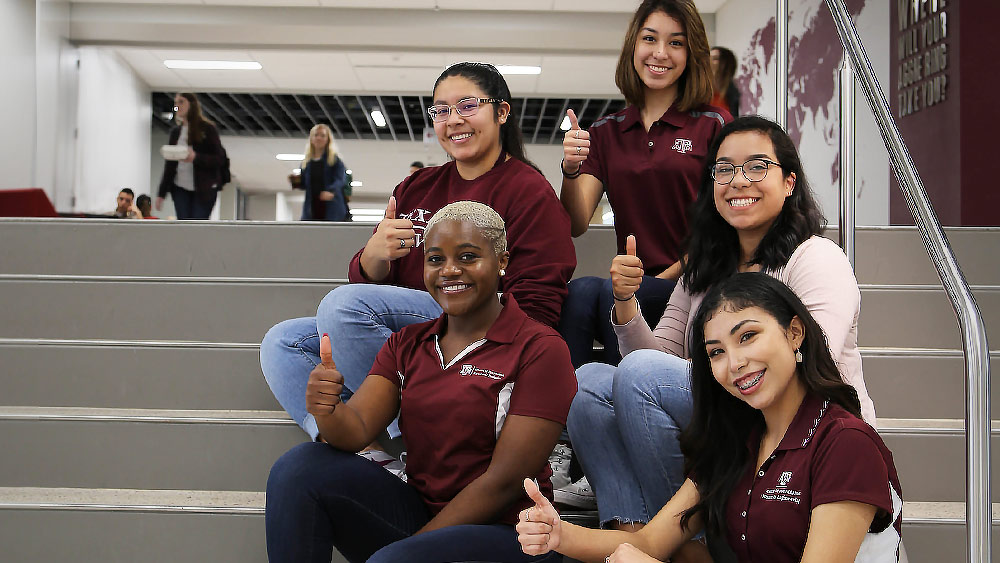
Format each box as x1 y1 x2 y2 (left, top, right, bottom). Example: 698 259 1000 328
711 158 783 185
427 97 504 122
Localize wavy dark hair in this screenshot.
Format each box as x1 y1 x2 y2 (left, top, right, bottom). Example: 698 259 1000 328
711 46 737 94
680 116 825 294
678 272 861 537
175 92 214 145
432 62 540 174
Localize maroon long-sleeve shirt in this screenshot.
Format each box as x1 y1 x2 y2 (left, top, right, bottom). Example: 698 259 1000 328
348 158 576 328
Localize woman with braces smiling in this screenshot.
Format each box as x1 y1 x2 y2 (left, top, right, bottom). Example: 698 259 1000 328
565 116 876 561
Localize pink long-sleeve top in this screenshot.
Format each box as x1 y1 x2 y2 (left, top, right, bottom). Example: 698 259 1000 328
613 236 876 425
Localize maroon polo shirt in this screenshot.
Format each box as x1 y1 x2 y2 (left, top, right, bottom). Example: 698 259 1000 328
370 295 577 524
348 158 576 328
721 393 902 562
580 103 730 274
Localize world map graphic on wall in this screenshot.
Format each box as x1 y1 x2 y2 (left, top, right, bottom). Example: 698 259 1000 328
735 0 866 187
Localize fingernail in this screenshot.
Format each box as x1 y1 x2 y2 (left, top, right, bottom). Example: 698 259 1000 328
323 333 329 338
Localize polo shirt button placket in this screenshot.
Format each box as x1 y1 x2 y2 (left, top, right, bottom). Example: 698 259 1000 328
741 534 746 541
741 511 747 517
648 141 654 148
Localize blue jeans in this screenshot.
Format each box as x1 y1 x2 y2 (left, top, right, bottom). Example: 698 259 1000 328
566 349 693 527
266 442 559 563
558 275 675 368
169 185 217 219
260 284 442 440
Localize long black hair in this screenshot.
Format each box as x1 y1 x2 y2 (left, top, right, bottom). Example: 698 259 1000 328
681 116 825 294
678 272 861 537
432 62 540 174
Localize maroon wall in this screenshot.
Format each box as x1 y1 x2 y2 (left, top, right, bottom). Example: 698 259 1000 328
890 0 1000 226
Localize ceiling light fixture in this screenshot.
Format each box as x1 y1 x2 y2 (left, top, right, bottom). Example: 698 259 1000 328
164 60 262 70
276 154 304 161
370 110 387 128
496 65 542 75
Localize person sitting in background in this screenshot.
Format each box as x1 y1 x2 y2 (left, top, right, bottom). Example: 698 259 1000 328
266 201 576 563
300 123 350 222
409 161 425 175
517 273 901 563
112 188 142 219
259 62 575 464
710 46 741 116
135 194 157 219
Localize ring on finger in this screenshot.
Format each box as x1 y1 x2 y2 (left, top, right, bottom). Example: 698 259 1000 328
576 146 582 154
399 239 406 248
574 130 580 139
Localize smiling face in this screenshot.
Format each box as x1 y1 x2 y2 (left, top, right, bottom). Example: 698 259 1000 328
423 219 509 318
703 304 805 414
713 131 796 242
432 75 509 173
632 10 688 95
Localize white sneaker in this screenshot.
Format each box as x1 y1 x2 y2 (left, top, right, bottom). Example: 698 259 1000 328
548 444 573 490
554 476 597 509
358 449 407 482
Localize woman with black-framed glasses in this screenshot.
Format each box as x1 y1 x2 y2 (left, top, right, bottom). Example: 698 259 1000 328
565 115 876 561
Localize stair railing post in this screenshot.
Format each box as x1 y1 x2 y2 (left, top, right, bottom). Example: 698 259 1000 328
823 2 990 561
838 56 856 268
775 0 788 129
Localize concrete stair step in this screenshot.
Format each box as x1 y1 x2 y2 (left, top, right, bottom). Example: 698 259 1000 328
861 347 1000 419
857 284 999 349
0 277 339 342
0 487 993 563
2 276 996 349
0 339 275 410
0 407 303 491
879 418 1000 502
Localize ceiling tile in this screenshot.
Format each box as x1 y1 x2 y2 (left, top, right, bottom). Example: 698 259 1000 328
354 66 444 94
116 48 190 89
252 51 363 91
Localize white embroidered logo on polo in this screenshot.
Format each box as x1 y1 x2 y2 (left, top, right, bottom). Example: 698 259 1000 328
399 207 432 246
762 471 802 504
671 138 693 153
459 364 505 380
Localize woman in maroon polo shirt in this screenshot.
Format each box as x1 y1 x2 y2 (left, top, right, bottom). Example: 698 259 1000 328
517 273 902 563
265 201 576 563
556 0 730 371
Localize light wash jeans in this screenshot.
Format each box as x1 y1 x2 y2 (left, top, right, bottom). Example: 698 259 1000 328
260 284 442 440
566 349 693 528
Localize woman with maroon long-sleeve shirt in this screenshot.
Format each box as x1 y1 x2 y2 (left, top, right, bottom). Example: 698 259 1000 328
260 62 576 453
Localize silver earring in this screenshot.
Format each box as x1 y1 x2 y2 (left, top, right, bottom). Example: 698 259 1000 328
794 348 803 363
499 269 506 276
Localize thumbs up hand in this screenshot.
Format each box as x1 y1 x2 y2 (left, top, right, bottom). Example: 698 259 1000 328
360 196 417 281
516 478 562 556
610 235 644 302
561 109 590 175
306 333 344 416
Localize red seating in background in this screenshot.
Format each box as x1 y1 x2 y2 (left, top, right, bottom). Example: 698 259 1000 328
0 188 59 218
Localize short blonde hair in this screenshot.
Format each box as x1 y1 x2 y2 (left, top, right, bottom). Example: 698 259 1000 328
615 0 714 111
303 123 338 166
424 201 507 256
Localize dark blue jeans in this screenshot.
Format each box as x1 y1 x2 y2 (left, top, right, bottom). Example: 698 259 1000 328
170 185 217 219
557 275 675 368
266 442 560 563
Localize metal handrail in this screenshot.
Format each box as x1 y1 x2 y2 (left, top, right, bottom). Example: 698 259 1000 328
775 0 788 128
838 58 856 268
823 1 991 561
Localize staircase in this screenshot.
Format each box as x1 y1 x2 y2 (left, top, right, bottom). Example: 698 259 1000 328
0 218 995 562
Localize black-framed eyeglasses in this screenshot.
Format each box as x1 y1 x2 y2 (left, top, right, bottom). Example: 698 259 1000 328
711 158 783 185
427 97 504 122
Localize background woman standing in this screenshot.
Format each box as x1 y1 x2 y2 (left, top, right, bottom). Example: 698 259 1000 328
156 92 226 220
300 123 349 222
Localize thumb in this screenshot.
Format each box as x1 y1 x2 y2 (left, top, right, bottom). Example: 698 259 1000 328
566 109 581 130
385 196 397 220
523 478 551 509
320 333 336 369
626 234 637 257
